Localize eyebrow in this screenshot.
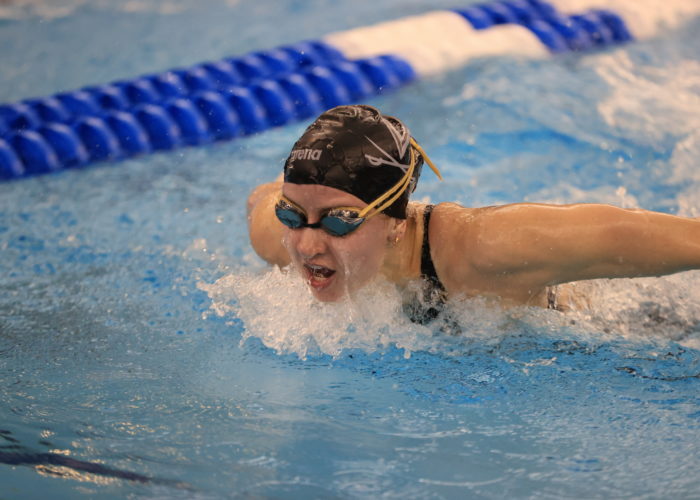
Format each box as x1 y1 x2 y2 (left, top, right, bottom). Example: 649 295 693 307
282 194 362 213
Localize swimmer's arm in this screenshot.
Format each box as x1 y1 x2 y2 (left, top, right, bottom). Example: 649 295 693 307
452 203 700 287
247 177 290 267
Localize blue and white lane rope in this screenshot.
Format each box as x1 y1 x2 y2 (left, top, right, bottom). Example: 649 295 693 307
1 0 698 180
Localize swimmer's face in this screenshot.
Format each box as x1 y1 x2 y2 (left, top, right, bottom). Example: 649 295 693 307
281 183 397 302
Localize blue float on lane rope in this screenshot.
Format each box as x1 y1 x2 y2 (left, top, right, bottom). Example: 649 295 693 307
1 0 697 180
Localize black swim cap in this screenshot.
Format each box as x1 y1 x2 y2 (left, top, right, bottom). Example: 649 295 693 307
283 105 424 219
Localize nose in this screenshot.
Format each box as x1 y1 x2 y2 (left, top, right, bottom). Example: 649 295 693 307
293 227 327 259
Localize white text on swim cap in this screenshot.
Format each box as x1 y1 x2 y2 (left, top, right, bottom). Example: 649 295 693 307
290 148 322 161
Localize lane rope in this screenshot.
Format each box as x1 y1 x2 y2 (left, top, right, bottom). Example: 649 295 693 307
1 0 697 180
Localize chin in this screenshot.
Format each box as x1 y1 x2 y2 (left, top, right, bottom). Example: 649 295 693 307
308 275 376 303
308 283 345 303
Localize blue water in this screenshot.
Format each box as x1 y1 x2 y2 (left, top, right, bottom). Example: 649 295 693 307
1 1 700 498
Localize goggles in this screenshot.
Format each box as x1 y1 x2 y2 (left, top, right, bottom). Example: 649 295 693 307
275 138 442 237
275 196 366 237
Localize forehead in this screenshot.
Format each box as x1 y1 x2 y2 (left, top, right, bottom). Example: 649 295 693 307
282 183 368 211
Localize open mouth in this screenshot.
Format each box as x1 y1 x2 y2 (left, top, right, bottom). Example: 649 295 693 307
304 263 336 286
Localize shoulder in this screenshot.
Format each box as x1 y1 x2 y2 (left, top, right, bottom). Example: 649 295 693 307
431 201 477 220
408 201 479 223
429 202 482 242
428 202 557 269
247 181 290 267
427 202 509 295
411 201 481 274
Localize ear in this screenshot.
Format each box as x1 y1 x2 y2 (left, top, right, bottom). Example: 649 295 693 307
387 218 407 246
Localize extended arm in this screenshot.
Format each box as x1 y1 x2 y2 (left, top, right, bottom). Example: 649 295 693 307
434 203 700 300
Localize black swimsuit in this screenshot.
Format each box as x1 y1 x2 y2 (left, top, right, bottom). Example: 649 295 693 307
420 205 444 294
403 204 448 324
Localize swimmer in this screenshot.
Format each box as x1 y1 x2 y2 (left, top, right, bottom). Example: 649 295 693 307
247 105 700 321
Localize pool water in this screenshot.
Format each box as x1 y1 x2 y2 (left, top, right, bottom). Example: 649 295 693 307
1 1 700 498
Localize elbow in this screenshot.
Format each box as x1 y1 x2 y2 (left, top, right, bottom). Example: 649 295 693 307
246 193 254 215
247 182 278 217
246 188 259 217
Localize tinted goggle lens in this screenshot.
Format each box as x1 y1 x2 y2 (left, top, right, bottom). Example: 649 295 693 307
320 210 364 236
275 206 305 229
275 199 365 237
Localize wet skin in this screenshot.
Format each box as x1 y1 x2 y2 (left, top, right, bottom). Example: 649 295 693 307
249 179 700 308
280 183 403 302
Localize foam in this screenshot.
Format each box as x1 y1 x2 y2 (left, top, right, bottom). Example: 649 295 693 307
199 267 434 359
199 266 700 359
567 273 700 348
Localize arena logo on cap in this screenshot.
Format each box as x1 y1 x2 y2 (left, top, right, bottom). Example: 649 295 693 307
290 148 323 161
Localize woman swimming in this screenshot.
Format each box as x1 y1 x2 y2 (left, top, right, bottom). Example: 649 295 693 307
247 105 700 318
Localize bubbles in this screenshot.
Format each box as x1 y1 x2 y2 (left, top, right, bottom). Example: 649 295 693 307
566 273 700 348
199 267 434 359
199 264 700 360
200 265 556 360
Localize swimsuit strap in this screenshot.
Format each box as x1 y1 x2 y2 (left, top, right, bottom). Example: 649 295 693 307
403 204 450 326
420 204 445 291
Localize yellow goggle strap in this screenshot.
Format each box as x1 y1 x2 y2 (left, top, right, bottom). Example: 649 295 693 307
358 148 416 219
358 138 443 219
410 137 443 181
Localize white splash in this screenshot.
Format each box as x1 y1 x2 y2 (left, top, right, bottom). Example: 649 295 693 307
199 267 436 359
199 265 700 359
566 273 700 348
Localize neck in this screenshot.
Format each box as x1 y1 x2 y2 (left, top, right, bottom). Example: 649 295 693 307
381 203 424 283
